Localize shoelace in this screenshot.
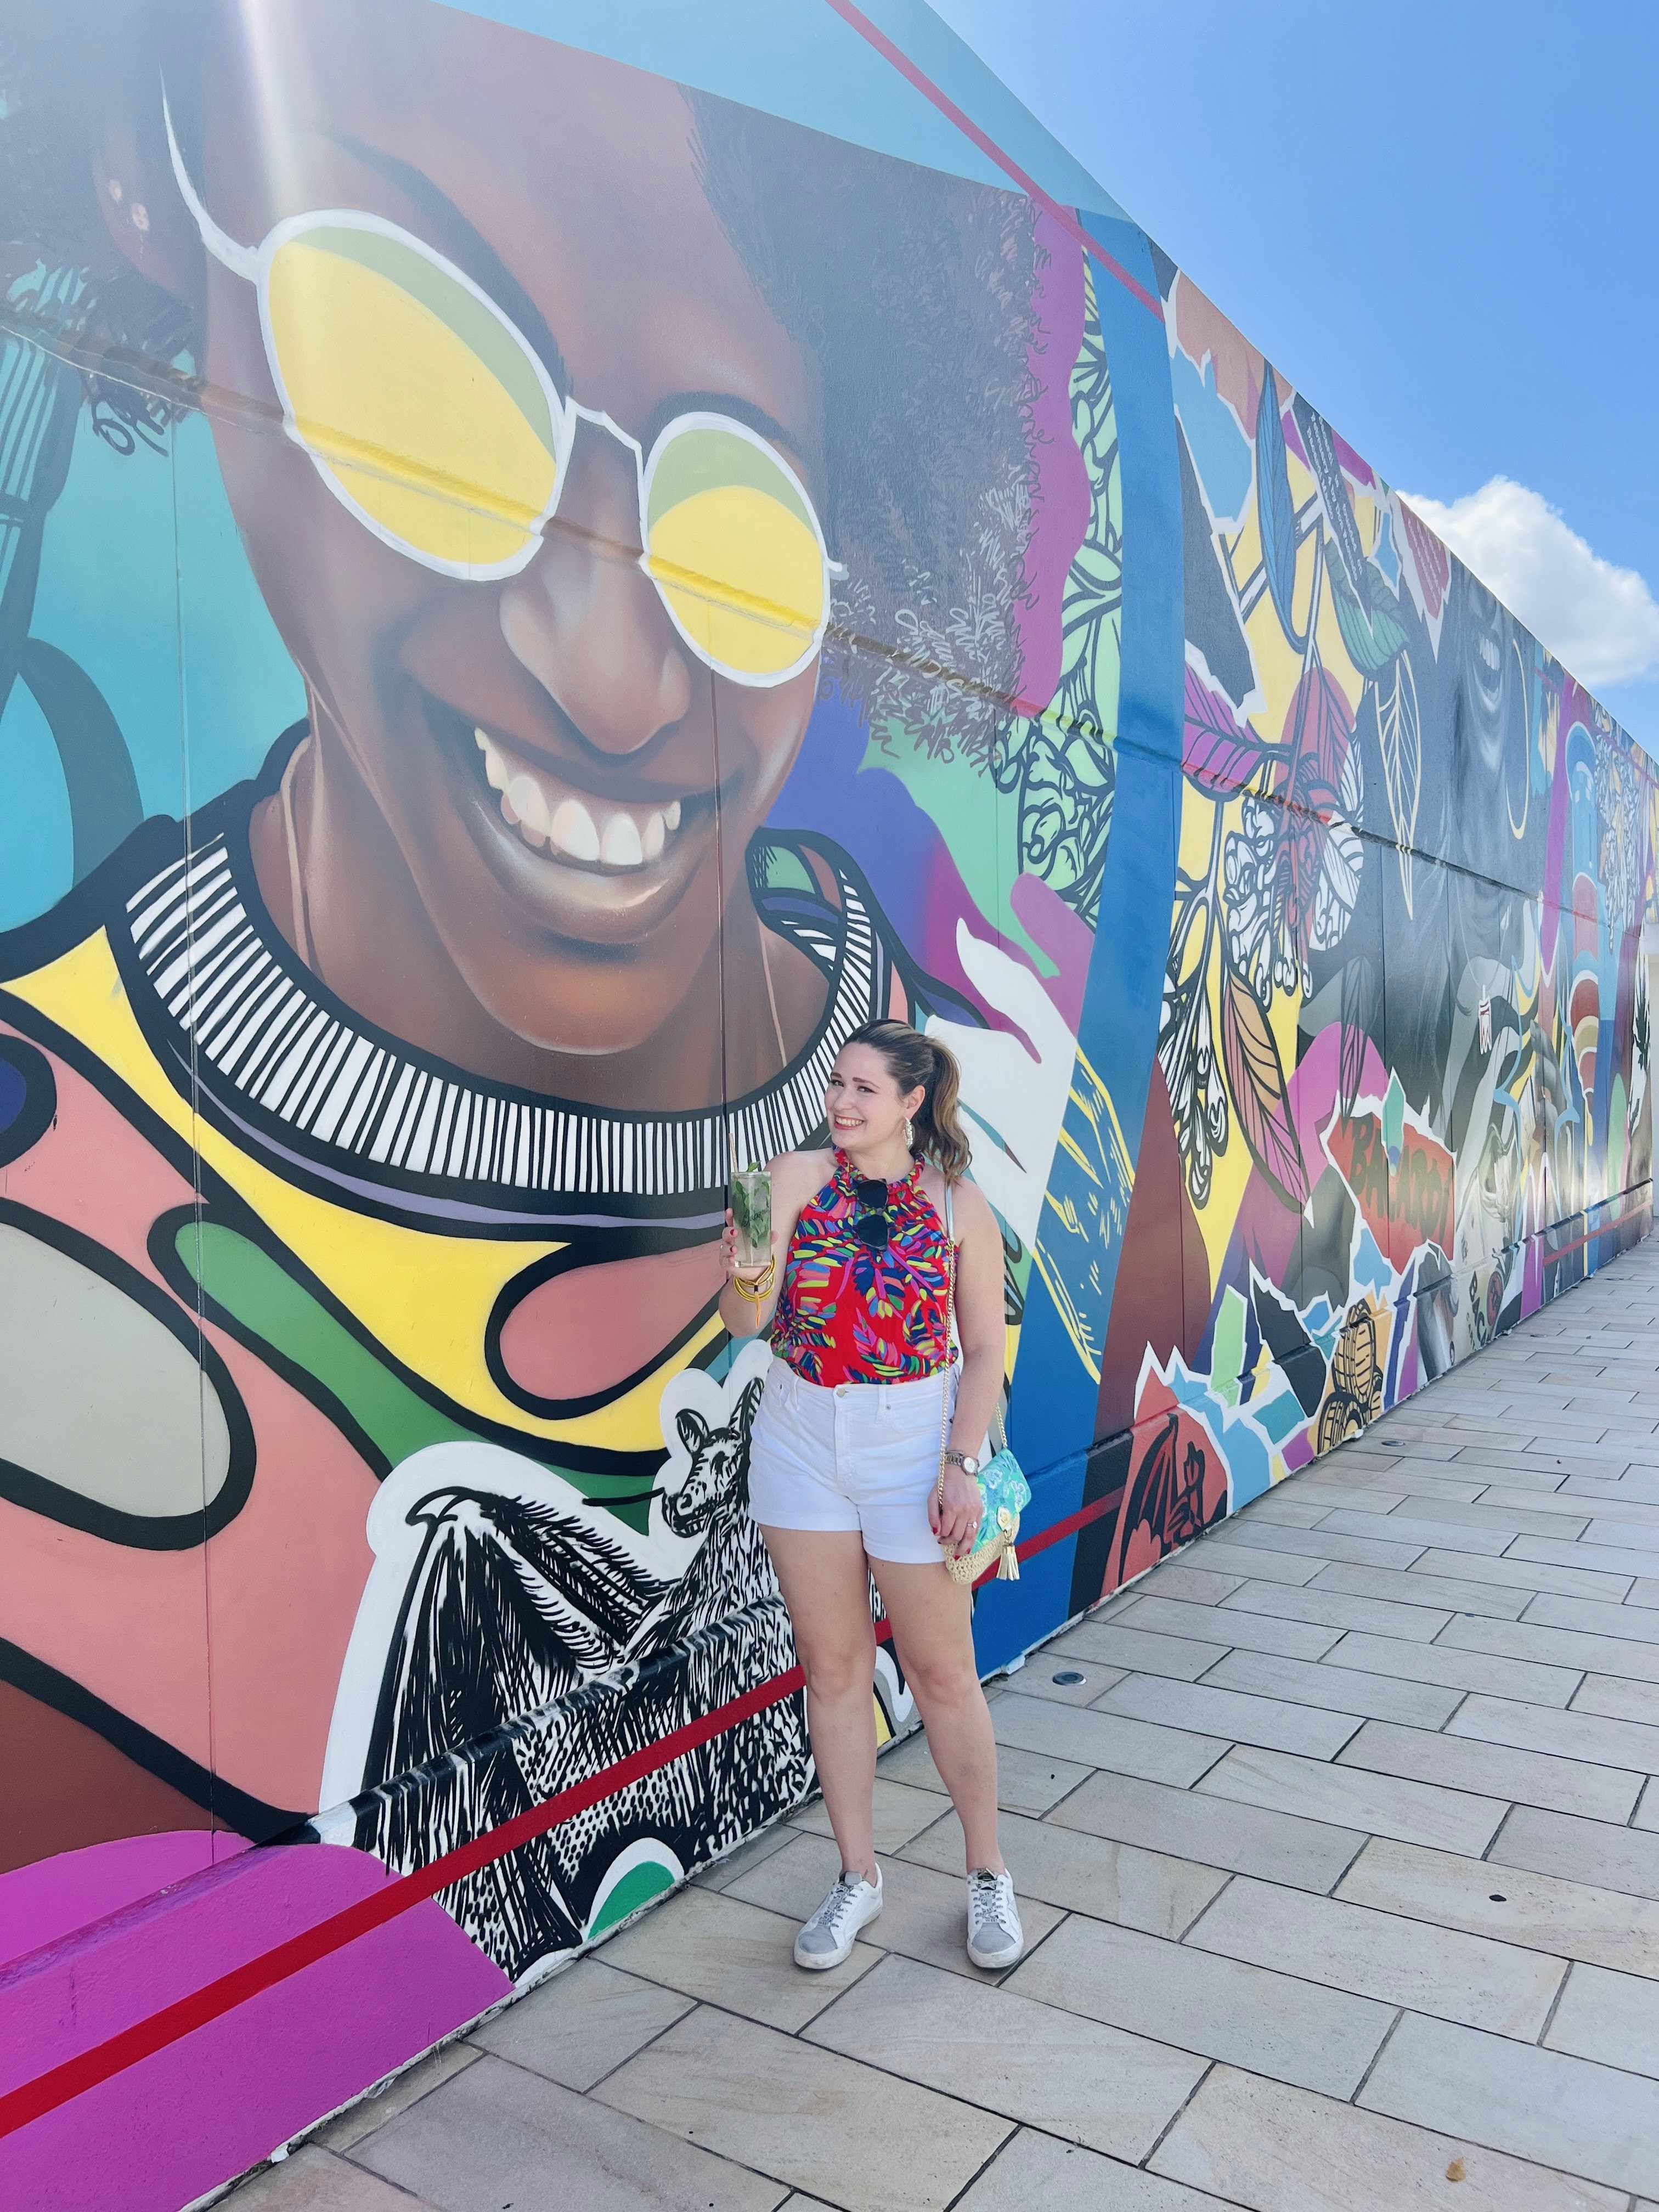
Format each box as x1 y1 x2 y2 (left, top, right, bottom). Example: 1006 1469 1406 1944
809 1874 868 1939
968 1871 1014 1940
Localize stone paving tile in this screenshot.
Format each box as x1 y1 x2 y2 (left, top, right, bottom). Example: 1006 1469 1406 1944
692 1822 798 1893
1310 1560 1532 1619
902 1804 1229 1939
1508 1533 1658 1581
1564 1474 1659 1506
722 1830 1065 1982
1121 1592 1342 1657
1047 1617 1231 1679
1206 1522 1427 1572
357 2052 788 2211
1149 2064 1627 2211
1221 1579 1454 1640
1183 1539 1327 1585
1004 1913 1392 2098
1142 1564 1248 1604
1287 1481 1410 1513
1092 1673 1364 1758
1181 1874 1565 2036
1203 1646 1463 1728
1335 1836 1659 1975
791 1778 950 1852
1322 1628 1581 1706
990 1689 1228 1786
1414 1548 1635 1602
1315 1508 1514 1556
1543 1961 1659 2078
1237 1489 1336 1527
877 1728 1090 1815
1337 1717 1643 1822
951 2130 1235 2211
1639 1780 1659 1830
1523 1593 1659 1646
1197 1742 1508 1855
467 1959 692 2093
1438 1611 1659 1685
1448 1690 1659 1775
230 2148 443 2210
598 1884 878 2029
1576 1671 1659 1723
1583 1513 1659 1546
802 1953 1207 2161
313 2042 482 2153
1007 1656 1125 1707
1458 1488 1602 1528
1357 2010 1659 2198
1049 1768 1364 1892
1487 1804 1659 1901
595 2006 1012 2212
1634 1577 1659 1607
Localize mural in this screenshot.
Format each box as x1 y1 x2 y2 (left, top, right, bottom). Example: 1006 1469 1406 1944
0 1 1653 2203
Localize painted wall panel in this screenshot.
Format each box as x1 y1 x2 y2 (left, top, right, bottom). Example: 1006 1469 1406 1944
0 2 1653 2201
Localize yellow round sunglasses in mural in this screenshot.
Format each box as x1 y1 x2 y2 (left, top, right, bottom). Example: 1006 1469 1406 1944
163 98 833 685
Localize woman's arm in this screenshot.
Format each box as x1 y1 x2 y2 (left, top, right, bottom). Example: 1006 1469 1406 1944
931 1177 1009 1556
947 1178 1008 1464
716 1152 819 1340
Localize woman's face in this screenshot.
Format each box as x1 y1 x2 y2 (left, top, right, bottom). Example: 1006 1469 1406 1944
170 0 823 1057
825 1046 926 1153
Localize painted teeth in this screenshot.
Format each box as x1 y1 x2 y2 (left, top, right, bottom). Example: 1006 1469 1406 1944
472 726 685 870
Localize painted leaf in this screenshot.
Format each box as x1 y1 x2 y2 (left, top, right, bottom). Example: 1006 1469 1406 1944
1293 396 1369 607
1329 555 1408 679
1338 953 1379 1119
1183 661 1265 797
1220 955 1310 1209
1254 365 1301 650
1377 652 1421 916
1398 499 1451 623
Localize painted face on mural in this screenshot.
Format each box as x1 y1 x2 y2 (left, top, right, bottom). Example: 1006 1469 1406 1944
104 0 829 1096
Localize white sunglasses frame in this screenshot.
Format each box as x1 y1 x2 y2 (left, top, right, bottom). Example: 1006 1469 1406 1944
162 94 837 689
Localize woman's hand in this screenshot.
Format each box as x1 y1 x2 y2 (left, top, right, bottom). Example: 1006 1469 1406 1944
930 1461 984 1560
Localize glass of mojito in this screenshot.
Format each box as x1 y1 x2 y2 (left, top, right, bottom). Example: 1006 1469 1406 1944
730 1164 773 1272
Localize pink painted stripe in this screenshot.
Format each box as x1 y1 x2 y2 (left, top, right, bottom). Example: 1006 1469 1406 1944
819 0 1164 321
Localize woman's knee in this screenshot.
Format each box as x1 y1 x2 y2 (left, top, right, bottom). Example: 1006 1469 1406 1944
901 1649 983 1711
797 1632 877 1704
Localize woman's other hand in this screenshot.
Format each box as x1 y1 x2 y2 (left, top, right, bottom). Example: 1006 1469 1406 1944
930 1462 983 1559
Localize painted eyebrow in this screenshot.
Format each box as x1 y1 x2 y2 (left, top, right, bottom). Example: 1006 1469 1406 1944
329 134 573 397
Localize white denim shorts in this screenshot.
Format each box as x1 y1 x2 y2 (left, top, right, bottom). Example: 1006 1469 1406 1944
747 1358 958 1565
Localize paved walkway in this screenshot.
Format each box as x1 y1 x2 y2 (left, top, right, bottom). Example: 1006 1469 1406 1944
234 1238 1659 2212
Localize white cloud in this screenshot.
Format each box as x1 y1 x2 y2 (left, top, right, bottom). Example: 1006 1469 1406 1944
1398 478 1659 689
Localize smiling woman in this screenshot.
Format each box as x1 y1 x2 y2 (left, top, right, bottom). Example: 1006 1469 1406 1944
0 0 1059 2002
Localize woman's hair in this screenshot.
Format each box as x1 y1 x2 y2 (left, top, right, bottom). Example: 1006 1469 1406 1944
841 1019 972 1182
0 2 1038 755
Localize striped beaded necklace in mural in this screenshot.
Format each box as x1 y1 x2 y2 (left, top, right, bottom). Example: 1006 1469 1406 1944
118 788 888 1228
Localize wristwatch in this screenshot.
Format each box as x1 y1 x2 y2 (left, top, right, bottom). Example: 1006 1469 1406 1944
941 1450 981 1476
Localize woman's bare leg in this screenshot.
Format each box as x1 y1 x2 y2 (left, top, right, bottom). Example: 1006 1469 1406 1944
867 1558 1003 1872
760 1526 880 1883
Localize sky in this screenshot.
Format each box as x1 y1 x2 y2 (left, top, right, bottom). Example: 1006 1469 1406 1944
929 0 1659 752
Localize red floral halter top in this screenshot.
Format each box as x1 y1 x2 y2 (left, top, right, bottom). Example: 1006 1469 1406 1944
771 1152 953 1386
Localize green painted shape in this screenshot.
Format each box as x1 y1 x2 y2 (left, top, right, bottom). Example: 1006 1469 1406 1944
1210 1284 1246 1409
177 1224 659 1532
587 1858 675 1936
182 1221 475 1465
1383 1070 1406 1164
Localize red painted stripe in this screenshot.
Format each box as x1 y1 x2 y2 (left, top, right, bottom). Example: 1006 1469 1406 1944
817 0 1164 322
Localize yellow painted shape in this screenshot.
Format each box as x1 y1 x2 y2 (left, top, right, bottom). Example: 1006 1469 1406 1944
270 239 554 566
648 484 824 674
9 933 702 1453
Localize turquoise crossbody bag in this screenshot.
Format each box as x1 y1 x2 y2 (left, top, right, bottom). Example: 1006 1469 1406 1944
937 1184 1031 1585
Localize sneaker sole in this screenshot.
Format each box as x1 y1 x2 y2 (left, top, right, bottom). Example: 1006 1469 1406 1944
966 1938 1024 1971
794 1899 882 1970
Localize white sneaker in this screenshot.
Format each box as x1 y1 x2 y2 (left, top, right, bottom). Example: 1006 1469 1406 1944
794 1867 883 1970
966 1867 1024 1970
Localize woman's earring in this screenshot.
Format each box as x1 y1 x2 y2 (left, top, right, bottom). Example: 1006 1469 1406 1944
904 1118 913 1151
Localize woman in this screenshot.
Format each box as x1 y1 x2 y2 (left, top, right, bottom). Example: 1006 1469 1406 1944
720 1019 1023 1973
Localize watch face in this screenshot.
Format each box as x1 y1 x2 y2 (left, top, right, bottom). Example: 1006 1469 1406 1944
960 1454 980 1477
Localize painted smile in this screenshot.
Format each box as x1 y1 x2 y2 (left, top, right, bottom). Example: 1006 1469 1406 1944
475 727 686 871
